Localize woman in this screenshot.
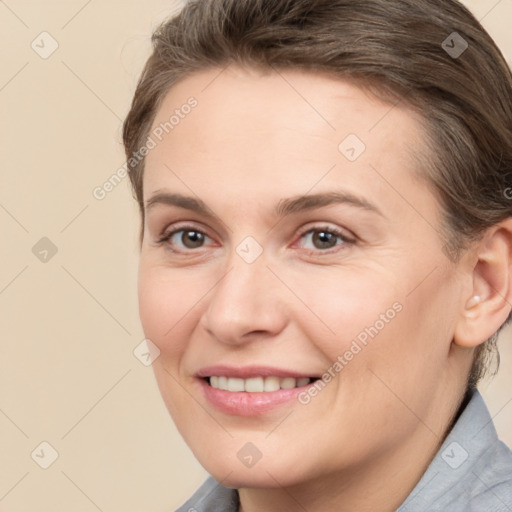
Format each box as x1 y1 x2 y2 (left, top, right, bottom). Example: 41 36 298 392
123 0 512 510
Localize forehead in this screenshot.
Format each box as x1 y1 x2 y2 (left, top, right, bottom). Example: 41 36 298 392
143 65 429 216
149 65 422 147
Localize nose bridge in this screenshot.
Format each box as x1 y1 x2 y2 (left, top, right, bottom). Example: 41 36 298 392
200 240 287 344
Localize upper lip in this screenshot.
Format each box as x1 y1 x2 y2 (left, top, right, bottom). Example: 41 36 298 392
196 365 320 379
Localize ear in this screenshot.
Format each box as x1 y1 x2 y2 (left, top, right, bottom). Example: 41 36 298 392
453 218 512 347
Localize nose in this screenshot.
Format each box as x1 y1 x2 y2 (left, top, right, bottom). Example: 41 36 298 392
198 249 289 346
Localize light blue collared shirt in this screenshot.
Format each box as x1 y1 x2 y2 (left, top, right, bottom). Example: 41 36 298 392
176 390 512 511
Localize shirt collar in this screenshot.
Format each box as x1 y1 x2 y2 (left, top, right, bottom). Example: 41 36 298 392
398 389 506 511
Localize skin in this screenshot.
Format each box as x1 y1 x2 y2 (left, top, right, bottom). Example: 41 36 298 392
137 65 512 512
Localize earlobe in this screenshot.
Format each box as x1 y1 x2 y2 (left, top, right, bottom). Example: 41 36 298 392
453 219 512 348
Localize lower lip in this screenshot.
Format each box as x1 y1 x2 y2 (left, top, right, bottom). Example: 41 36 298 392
199 378 314 416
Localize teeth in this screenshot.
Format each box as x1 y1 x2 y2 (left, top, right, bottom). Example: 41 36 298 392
264 376 280 392
228 377 245 392
280 377 296 389
245 377 264 392
208 376 312 392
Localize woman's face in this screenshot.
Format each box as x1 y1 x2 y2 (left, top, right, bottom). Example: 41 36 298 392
138 66 470 488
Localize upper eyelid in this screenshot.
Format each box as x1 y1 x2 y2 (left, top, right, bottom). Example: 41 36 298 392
159 223 354 249
160 221 349 237
296 223 353 238
159 221 214 240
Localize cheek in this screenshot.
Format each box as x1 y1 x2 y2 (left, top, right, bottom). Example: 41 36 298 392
138 266 201 422
137 265 199 359
299 267 448 400
295 268 402 353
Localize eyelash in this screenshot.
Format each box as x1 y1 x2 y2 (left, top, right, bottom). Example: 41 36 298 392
156 223 356 255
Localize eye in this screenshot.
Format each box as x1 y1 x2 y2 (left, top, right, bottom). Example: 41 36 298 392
296 225 355 253
156 225 213 252
156 223 355 255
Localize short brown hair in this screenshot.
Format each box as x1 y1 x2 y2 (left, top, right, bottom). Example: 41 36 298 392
122 0 512 389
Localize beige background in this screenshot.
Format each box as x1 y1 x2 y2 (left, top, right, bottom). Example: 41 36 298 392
1 1 511 510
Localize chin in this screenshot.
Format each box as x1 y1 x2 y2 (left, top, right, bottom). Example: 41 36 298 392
196 446 316 489
209 467 299 489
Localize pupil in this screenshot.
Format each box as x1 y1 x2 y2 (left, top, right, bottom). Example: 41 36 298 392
183 230 204 248
314 231 336 249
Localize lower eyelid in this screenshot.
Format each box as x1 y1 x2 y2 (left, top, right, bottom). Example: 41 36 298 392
158 225 354 252
295 231 353 251
166 229 212 247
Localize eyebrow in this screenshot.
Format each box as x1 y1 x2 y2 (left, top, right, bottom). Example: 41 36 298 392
144 190 383 218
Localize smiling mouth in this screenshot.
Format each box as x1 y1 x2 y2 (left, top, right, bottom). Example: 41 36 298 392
204 375 320 392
